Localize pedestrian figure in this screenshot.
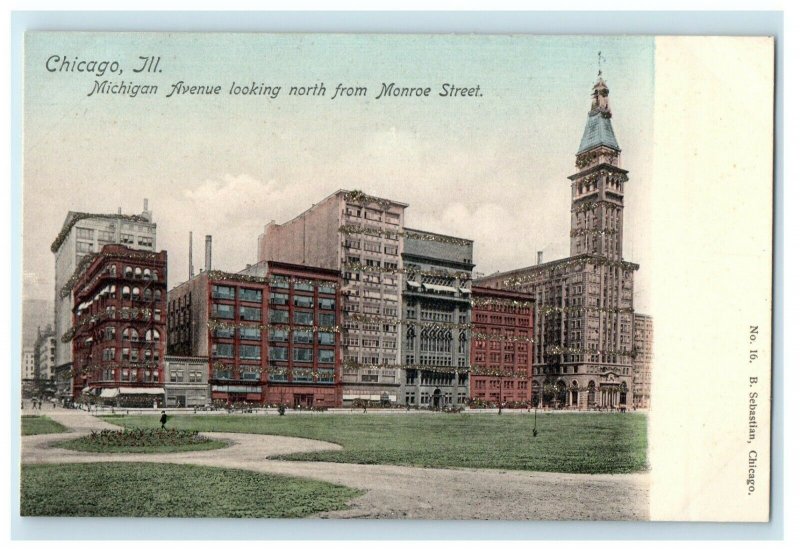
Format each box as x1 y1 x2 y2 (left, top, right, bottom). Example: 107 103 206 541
160 410 168 429
363 404 367 414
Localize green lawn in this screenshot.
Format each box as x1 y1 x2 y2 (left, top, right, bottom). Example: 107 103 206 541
21 416 68 436
21 463 362 517
104 413 648 474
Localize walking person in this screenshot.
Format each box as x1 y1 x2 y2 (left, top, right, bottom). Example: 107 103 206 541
160 410 168 429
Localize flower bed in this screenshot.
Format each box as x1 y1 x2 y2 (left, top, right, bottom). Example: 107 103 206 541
54 428 227 454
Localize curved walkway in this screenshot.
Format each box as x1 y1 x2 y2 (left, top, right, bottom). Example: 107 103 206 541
21 409 649 520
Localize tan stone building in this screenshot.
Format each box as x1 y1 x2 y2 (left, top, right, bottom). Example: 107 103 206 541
257 190 407 404
476 73 641 410
633 313 653 409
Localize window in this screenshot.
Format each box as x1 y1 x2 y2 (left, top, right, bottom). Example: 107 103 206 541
319 297 336 310
76 228 94 239
212 285 235 300
319 350 335 363
132 287 141 300
239 344 261 360
121 348 131 361
143 269 152 280
294 281 314 292
145 329 160 342
318 313 335 327
189 369 203 383
212 343 234 358
212 304 234 319
269 309 289 324
170 369 184 383
364 241 381 253
269 347 288 361
239 327 261 340
319 283 336 295
269 370 288 382
104 326 116 341
103 347 116 361
269 292 289 305
122 327 139 341
98 230 114 242
269 328 288 342
239 306 262 321
239 288 262 302
318 368 334 383
384 245 398 255
241 367 260 380
214 367 232 380
77 241 93 253
294 311 313 326
213 326 235 338
293 348 313 362
271 277 289 289
318 332 335 345
293 330 313 344
134 267 142 279
293 295 314 308
138 236 153 247
292 367 313 382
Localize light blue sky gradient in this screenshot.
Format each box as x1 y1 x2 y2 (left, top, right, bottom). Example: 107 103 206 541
23 33 654 311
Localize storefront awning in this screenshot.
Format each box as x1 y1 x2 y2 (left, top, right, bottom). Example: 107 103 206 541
211 385 262 394
118 387 165 395
99 388 120 398
423 283 457 294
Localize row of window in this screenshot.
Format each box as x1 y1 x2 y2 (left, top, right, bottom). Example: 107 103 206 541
101 347 161 362
213 327 336 345
211 367 335 383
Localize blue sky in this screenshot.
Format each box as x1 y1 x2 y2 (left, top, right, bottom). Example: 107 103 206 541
24 33 654 311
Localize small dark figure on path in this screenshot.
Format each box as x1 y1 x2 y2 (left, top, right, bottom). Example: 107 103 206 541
160 410 168 429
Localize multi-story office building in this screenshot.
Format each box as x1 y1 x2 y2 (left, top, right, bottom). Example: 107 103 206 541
33 326 56 396
167 260 341 407
164 355 210 407
400 229 473 408
257 189 407 404
69 244 168 404
22 348 36 381
51 200 157 391
470 286 535 407
477 73 642 410
632 313 653 409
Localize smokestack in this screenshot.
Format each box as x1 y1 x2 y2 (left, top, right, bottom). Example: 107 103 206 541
205 235 212 272
189 232 194 278
537 251 543 265
143 198 149 212
117 207 122 215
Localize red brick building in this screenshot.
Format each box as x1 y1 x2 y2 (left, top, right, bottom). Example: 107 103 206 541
167 261 342 407
470 286 535 407
70 244 168 404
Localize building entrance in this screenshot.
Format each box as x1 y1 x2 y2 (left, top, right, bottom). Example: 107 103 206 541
432 388 441 408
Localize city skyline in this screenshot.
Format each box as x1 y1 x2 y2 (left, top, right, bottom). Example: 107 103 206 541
23 34 653 313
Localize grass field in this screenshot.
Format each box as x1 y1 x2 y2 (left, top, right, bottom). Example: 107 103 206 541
21 416 69 436
105 412 648 474
21 463 362 517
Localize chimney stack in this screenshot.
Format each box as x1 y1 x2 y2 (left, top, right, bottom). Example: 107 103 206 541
143 198 149 212
537 251 543 265
189 232 194 278
205 235 212 272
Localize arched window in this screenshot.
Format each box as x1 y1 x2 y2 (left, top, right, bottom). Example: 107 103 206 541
145 329 161 342
124 266 133 278
144 349 153 361
152 270 159 281
134 267 142 278
122 286 131 299
143 268 152 280
619 382 628 406
132 287 141 300
122 327 139 341
154 290 162 301
109 265 117 276
143 288 153 301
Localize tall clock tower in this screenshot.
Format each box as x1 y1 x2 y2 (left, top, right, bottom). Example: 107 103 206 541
569 73 629 260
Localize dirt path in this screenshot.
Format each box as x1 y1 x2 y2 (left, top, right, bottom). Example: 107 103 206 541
21 409 649 520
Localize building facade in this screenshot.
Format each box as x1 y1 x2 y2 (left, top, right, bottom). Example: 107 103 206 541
400 229 473 408
167 261 342 407
22 348 36 382
470 286 535 407
69 244 168 404
164 355 210 407
632 313 653 409
257 189 407 404
52 201 157 391
31 326 57 397
477 73 640 410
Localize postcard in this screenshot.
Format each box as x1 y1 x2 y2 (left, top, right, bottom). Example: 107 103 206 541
18 32 774 522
